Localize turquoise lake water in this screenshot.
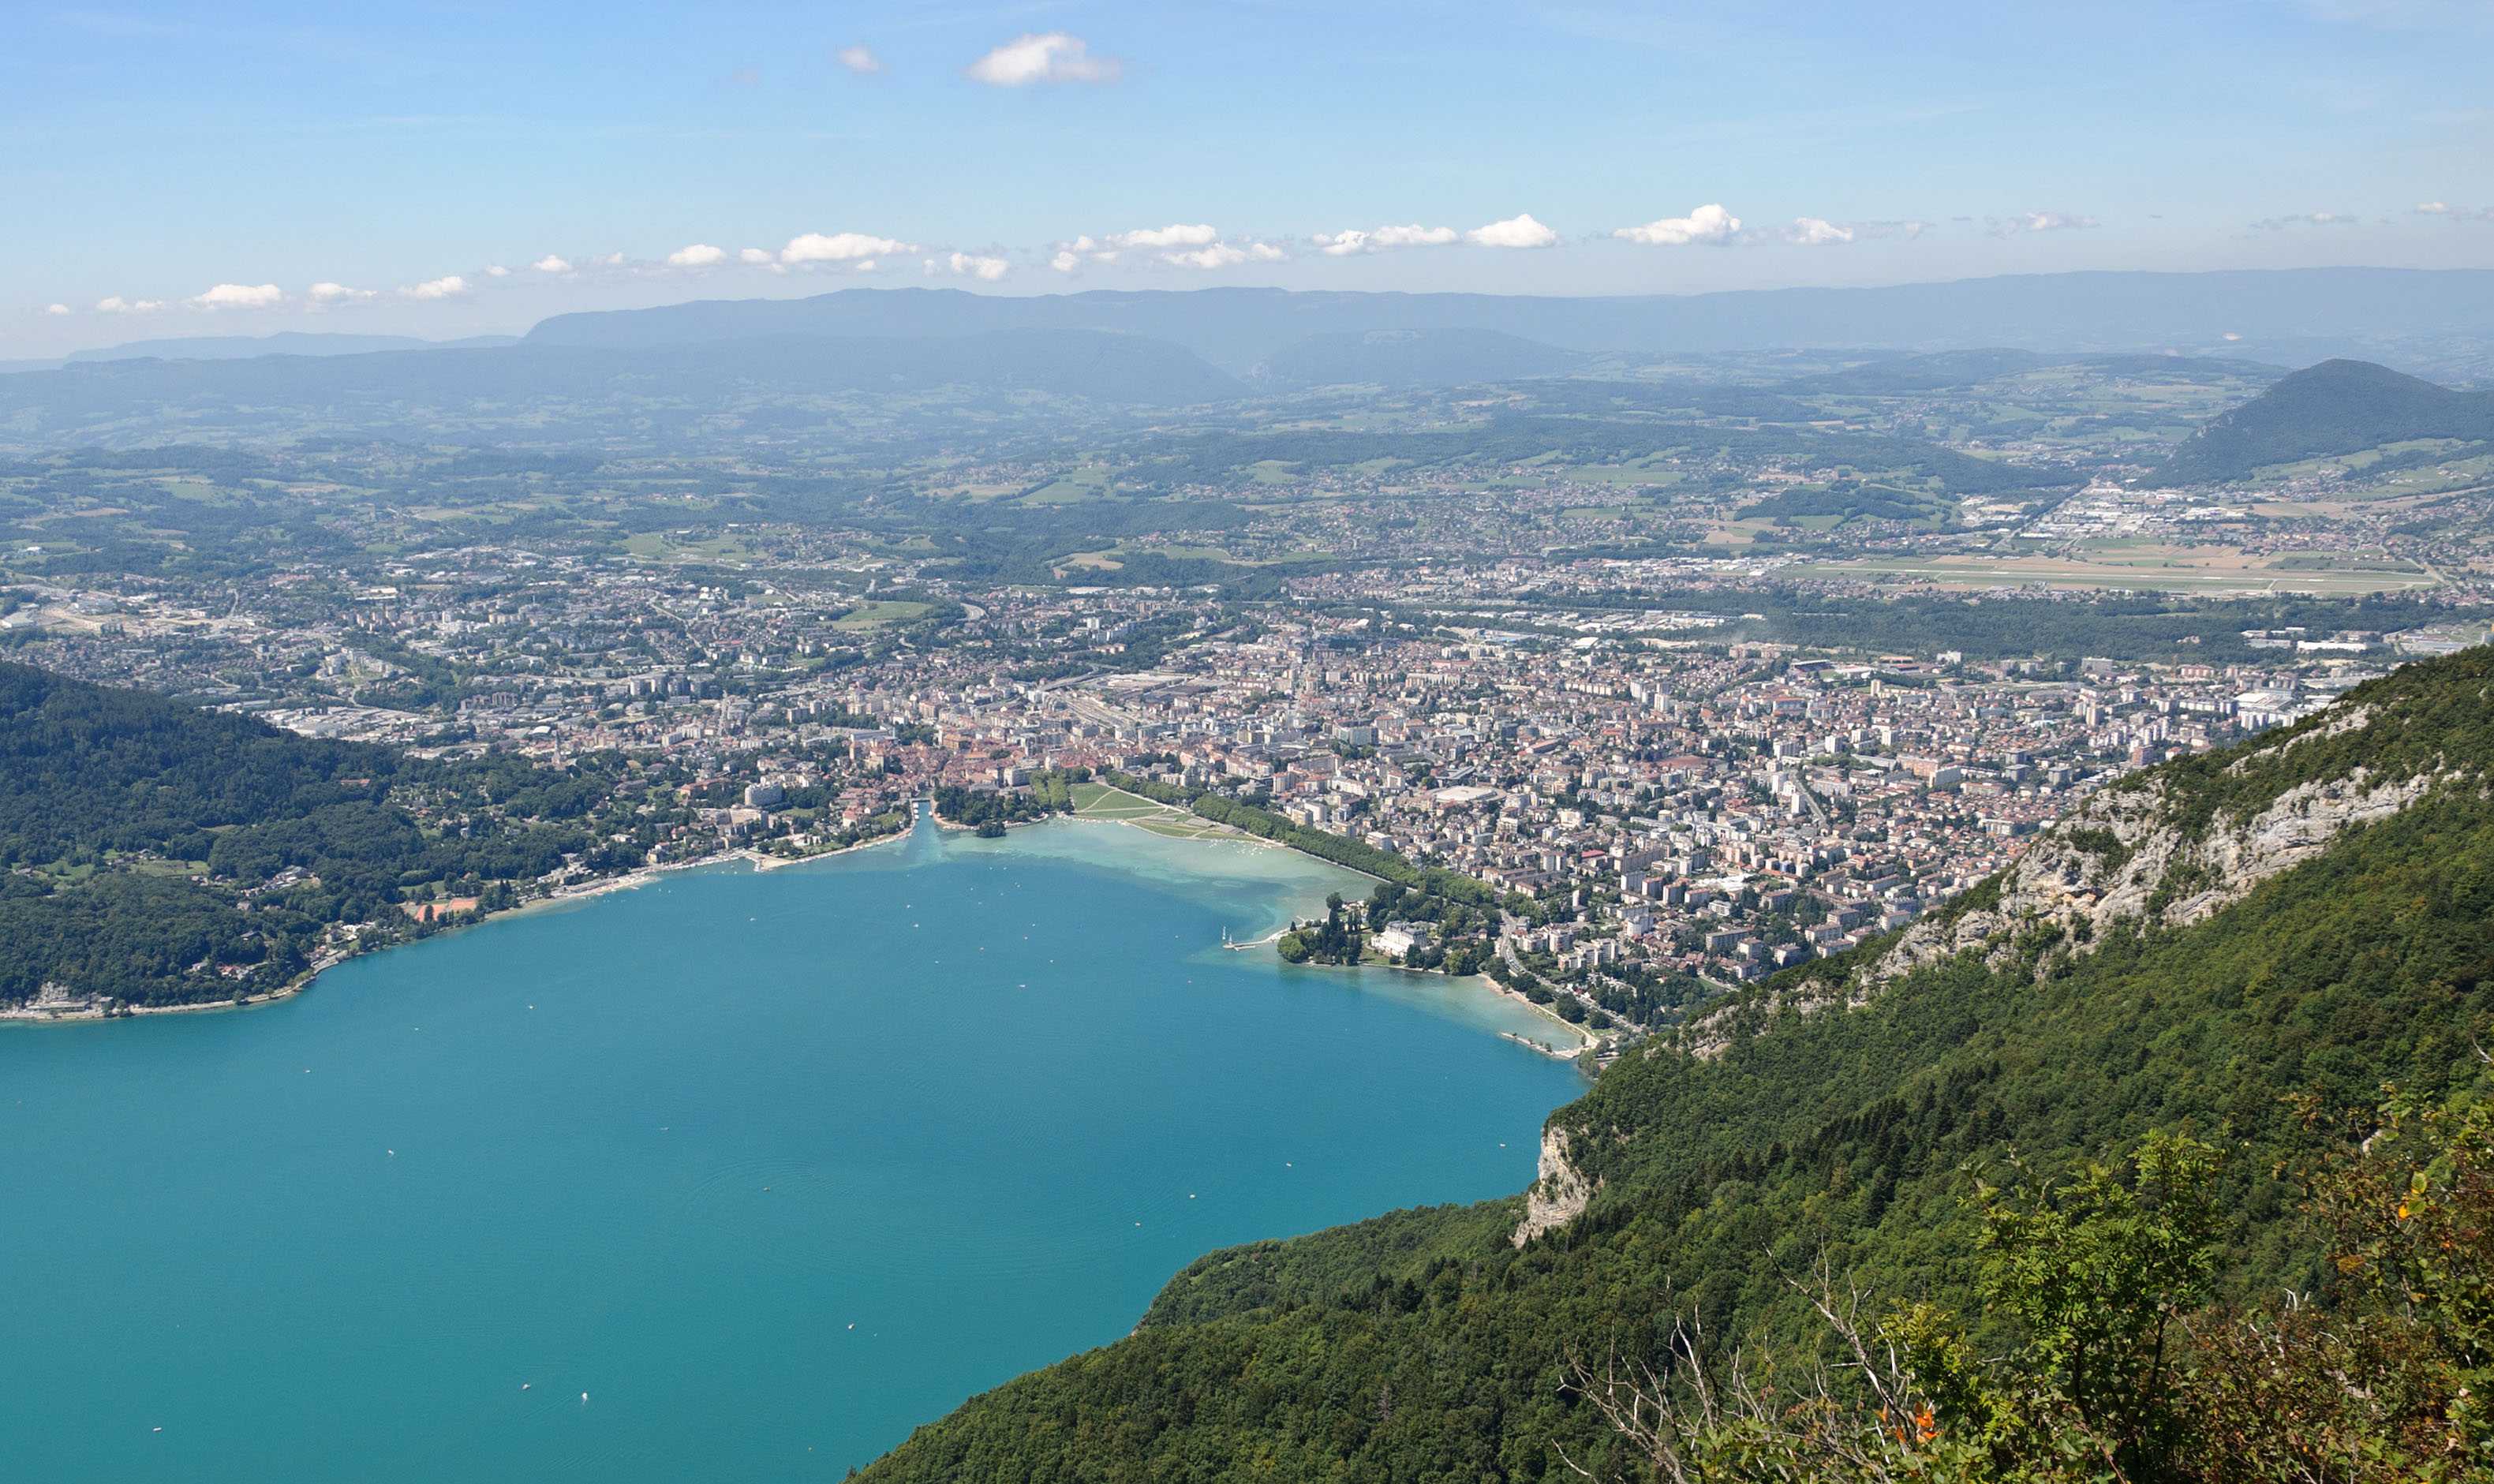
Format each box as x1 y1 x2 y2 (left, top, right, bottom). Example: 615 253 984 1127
0 814 1584 1481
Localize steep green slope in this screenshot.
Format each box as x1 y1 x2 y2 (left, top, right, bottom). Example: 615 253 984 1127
859 649 2494 1482
2154 357 2494 485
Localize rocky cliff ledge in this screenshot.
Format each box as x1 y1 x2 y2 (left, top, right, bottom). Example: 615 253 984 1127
1671 672 2482 1060
1511 1125 1593 1247
1871 757 2446 990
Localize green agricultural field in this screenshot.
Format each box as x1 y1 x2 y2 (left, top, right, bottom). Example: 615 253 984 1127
623 531 760 564
1016 465 1115 504
832 600 934 630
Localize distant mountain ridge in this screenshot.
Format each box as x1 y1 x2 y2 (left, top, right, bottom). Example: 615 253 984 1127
11 272 2494 448
62 331 521 363
2155 357 2494 484
0 329 1243 439
1256 327 1584 387
525 269 2494 372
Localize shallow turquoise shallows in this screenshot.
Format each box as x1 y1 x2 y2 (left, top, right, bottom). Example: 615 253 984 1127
0 815 1583 1482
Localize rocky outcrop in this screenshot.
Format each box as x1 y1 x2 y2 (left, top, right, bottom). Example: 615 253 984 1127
1871 762 2448 989
1512 1124 1593 1247
1666 698 2462 1065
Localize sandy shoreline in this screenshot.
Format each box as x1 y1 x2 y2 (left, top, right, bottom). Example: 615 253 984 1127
1064 808 1381 885
1058 809 1594 1061
1482 982 1603 1062
1340 959 1599 1064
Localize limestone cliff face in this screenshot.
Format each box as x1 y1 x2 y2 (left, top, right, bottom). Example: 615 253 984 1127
1511 1124 1593 1247
1871 751 2444 990
1669 694 2462 1061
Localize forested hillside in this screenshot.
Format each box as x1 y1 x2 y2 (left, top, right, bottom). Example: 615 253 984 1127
2156 357 2494 485
860 649 2494 1482
0 661 637 1007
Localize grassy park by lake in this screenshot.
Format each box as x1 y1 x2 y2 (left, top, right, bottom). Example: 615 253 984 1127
1068 781 1237 841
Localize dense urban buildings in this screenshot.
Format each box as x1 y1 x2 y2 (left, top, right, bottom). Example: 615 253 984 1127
10 513 2479 1039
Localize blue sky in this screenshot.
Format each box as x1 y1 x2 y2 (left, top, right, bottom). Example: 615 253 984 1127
7 0 2493 353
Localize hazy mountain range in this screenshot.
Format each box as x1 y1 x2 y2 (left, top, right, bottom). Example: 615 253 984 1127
0 331 520 376
67 331 521 363
2 270 2490 460
522 268 2494 372
11 267 2492 384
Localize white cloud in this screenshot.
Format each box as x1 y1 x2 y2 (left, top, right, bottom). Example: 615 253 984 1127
1778 216 1855 246
1614 204 1741 246
942 252 1010 282
1047 234 1123 269
44 303 69 316
596 251 624 267
1146 237 1288 270
190 282 285 309
966 32 1122 86
1468 212 1560 249
738 247 775 264
533 254 574 274
836 44 883 75
2249 210 2358 230
781 230 916 264
1165 243 1249 269
400 275 469 300
1061 226 1277 269
1374 223 1460 249
2417 200 2451 213
1995 211 2100 234
306 281 376 304
95 296 163 313
851 259 880 273
1314 223 1460 256
1108 223 1219 249
484 264 510 277
667 243 728 267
